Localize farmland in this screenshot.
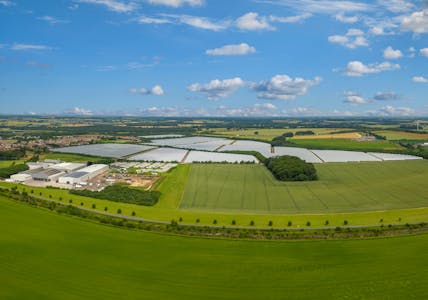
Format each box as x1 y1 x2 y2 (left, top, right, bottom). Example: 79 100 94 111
1 197 428 299
374 130 428 140
180 161 428 213
290 138 404 151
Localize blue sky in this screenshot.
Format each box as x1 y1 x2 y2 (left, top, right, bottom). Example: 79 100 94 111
0 0 427 117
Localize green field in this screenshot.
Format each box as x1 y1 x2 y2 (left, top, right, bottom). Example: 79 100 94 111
211 128 351 141
40 152 111 163
290 138 403 151
181 161 428 213
0 160 24 168
374 130 428 141
1 197 428 299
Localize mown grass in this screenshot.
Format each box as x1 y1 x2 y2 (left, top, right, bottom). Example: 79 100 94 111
289 138 404 151
40 152 110 163
374 130 428 141
0 197 428 299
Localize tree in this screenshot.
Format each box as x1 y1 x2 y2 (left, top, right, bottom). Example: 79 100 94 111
179 217 183 222
265 155 317 182
92 204 96 209
117 208 122 214
196 218 200 223
254 131 259 135
80 202 84 206
213 219 217 225
104 206 108 211
132 211 136 216
287 221 292 227
250 220 255 226
325 220 329 225
343 220 348 225
69 199 73 203
268 220 273 227
306 221 311 227
232 220 236 225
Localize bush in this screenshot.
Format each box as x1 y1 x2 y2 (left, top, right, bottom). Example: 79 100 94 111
196 218 200 223
179 217 183 222
250 220 255 226
325 220 329 225
268 220 273 227
213 219 217 225
265 155 317 181
306 221 311 227
287 221 292 227
0 163 29 179
344 220 348 225
104 206 108 211
92 204 96 209
132 211 136 216
70 184 160 206
117 208 122 214
232 220 236 225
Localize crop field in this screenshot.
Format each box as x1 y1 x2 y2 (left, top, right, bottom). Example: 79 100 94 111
290 138 404 151
374 130 428 140
1 197 428 299
292 132 362 139
184 151 257 163
180 161 428 213
211 128 353 141
40 152 111 163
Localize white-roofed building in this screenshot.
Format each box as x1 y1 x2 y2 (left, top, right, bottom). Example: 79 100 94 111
51 162 86 173
58 164 109 185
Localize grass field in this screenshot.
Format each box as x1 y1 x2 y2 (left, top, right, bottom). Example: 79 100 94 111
0 160 24 168
180 161 428 213
211 128 353 141
1 197 428 299
290 138 404 151
40 152 110 163
1 161 428 228
374 130 428 141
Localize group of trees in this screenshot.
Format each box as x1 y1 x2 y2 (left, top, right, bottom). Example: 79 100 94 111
0 149 26 160
265 155 318 182
0 163 29 179
70 184 160 206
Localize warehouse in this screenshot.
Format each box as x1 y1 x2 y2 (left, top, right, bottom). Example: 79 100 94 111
51 162 86 173
10 173 32 183
32 169 65 182
58 164 109 185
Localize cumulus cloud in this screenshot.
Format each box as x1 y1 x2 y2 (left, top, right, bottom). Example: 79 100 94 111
335 12 358 23
10 44 52 51
383 46 403 59
147 0 203 7
250 74 322 100
216 103 279 117
161 14 230 31
65 107 93 116
373 91 401 101
77 0 138 13
377 105 415 116
341 61 400 77
328 28 368 49
343 91 369 104
187 77 244 101
236 12 275 31
129 85 164 96
205 43 256 56
37 16 69 25
413 76 428 83
401 10 428 33
420 48 428 57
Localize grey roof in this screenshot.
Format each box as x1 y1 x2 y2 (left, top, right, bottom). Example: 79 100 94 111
66 171 89 179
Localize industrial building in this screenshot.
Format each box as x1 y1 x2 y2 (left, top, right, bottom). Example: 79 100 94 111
32 169 65 182
58 164 109 185
50 162 86 173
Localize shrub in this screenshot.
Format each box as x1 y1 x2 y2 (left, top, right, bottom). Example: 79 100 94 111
196 218 200 223
344 220 348 225
80 202 84 206
232 220 236 225
132 211 136 216
69 199 73 203
59 197 62 201
49 195 52 199
250 220 255 226
104 206 108 211
306 221 311 227
92 204 96 209
70 184 160 206
265 155 317 182
325 220 329 225
117 208 122 214
268 220 273 227
179 217 183 222
213 219 217 225
287 221 292 227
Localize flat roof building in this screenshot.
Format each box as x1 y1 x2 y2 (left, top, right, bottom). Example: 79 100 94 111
58 164 108 185
51 162 86 173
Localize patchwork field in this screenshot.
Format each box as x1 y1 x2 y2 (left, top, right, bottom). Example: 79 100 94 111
290 138 404 151
212 128 352 141
180 160 428 213
374 130 428 140
1 198 428 299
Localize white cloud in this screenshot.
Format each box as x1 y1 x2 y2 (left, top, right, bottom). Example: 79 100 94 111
377 105 415 116
65 107 93 116
269 13 312 23
10 44 52 51
216 103 279 117
420 48 428 57
335 12 358 23
37 16 69 25
250 74 322 100
373 91 401 101
328 28 368 49
383 46 403 59
343 91 369 104
205 43 256 56
341 61 400 77
147 0 203 7
377 0 415 13
77 0 138 13
236 12 275 31
0 0 15 6
413 76 428 83
137 16 171 24
162 14 229 31
129 85 164 96
401 10 428 33
187 77 244 101
257 0 372 14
